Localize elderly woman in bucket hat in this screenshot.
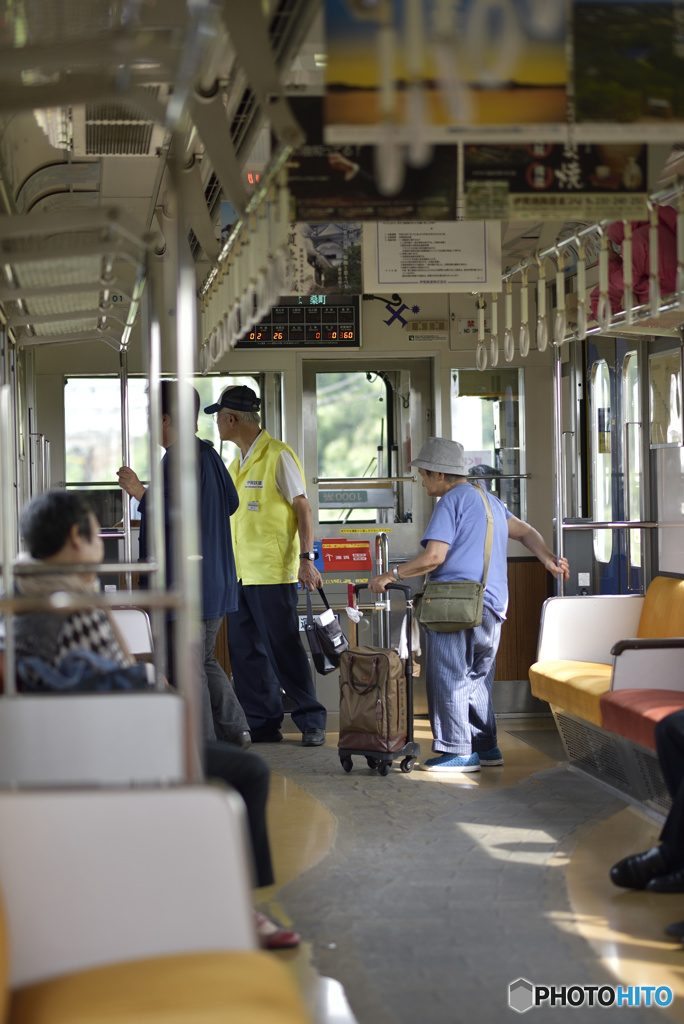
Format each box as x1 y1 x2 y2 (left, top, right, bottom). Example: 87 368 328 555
370 438 568 773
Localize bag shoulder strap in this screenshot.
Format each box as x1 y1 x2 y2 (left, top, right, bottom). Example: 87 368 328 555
306 586 330 626
470 482 494 589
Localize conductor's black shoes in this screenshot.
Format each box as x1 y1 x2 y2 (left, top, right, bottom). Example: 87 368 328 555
251 727 283 743
647 866 684 893
610 846 671 889
302 729 326 746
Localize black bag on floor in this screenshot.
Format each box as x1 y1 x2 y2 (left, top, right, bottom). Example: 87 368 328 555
304 587 350 675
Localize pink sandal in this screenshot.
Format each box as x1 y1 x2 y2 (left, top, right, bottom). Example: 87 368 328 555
254 910 301 950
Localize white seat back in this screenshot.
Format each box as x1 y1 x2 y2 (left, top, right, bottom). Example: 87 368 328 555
0 693 186 786
0 786 256 986
536 595 644 663
111 607 154 656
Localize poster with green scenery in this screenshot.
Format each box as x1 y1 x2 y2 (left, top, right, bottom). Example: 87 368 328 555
574 0 684 137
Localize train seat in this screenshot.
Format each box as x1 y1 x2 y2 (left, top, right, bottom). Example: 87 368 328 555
110 608 154 660
0 787 312 1024
528 660 612 725
530 577 684 726
8 950 311 1024
0 693 186 787
599 688 684 752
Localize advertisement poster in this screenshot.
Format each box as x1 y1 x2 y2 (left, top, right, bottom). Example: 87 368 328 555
285 223 362 296
286 97 457 219
464 143 650 219
363 221 501 293
574 0 684 138
324 0 567 143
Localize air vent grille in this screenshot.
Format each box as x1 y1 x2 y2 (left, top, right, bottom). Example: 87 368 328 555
555 713 631 787
634 748 672 812
86 123 154 156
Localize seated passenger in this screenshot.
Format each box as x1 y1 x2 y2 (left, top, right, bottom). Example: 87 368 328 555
611 710 684 906
14 489 299 949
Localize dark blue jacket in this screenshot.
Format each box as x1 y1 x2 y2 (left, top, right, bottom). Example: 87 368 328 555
138 438 239 619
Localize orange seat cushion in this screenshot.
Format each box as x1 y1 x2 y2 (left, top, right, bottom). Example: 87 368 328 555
638 577 684 638
529 661 613 726
600 689 684 752
9 951 312 1024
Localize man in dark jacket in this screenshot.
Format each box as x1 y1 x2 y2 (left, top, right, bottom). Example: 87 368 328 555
118 380 250 748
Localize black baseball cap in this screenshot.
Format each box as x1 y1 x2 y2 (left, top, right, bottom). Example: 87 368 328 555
204 385 261 415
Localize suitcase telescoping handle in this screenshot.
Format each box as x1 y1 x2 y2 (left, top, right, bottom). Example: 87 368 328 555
354 582 412 601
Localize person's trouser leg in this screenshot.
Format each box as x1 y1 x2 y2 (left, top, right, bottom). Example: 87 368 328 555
656 711 684 851
201 617 250 744
204 741 274 888
241 584 326 734
226 584 286 733
468 609 502 753
424 609 501 755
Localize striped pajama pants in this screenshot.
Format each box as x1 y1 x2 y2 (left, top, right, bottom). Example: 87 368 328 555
423 606 502 755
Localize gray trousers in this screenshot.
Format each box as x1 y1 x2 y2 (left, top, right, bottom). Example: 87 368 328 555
424 606 502 755
200 617 250 744
166 617 250 744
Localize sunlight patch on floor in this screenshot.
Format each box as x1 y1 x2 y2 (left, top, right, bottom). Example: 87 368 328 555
565 807 684 1022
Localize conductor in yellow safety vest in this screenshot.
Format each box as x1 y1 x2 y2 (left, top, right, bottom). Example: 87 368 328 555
205 385 327 747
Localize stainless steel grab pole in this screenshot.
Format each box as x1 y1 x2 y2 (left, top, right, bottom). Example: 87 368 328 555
375 532 390 646
0 386 17 695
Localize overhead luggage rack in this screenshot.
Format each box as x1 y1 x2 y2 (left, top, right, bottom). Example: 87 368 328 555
0 208 151 351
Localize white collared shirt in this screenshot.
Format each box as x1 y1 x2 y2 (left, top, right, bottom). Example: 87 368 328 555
238 431 307 504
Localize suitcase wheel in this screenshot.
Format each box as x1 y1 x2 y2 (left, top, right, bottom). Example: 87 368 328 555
378 762 392 776
366 757 381 770
340 757 353 773
400 757 415 773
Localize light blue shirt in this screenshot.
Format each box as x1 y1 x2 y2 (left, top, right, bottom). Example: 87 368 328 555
421 483 512 619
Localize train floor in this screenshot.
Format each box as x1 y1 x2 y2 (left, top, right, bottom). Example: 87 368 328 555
254 715 684 1024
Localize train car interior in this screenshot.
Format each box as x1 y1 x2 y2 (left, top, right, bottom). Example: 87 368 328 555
2 1 684 1021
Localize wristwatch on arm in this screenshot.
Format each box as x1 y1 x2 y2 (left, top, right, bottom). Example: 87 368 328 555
299 551 316 560
392 565 402 580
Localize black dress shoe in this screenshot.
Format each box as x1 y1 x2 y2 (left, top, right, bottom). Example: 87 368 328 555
302 728 326 747
610 846 671 889
646 866 684 893
665 920 684 938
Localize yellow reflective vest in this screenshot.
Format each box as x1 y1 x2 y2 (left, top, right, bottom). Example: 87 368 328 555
229 430 304 585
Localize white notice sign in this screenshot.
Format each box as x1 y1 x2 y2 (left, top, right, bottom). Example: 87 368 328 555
363 221 501 293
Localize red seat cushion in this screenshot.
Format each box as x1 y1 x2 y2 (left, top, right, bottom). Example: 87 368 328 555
600 689 684 751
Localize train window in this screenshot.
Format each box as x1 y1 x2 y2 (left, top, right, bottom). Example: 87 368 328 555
316 371 391 523
450 368 524 518
64 375 258 525
623 352 642 569
648 348 683 447
591 360 613 563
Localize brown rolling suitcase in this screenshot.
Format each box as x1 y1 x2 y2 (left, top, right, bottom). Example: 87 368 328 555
338 646 408 753
338 583 419 776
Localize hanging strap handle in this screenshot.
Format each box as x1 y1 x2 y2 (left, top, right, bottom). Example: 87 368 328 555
470 482 494 590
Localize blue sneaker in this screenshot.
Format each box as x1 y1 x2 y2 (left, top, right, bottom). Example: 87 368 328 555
420 752 480 773
479 746 504 766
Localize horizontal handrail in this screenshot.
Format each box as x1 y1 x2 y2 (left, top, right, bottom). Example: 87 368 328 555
12 561 157 575
562 521 659 530
0 591 182 614
314 476 415 485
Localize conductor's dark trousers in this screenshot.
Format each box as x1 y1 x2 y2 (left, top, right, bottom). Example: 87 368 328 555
226 582 327 735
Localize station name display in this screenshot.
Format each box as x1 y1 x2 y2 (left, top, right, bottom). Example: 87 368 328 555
238 295 360 348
